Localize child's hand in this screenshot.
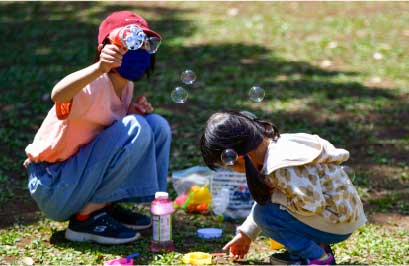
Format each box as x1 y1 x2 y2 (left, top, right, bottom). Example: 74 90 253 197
98 44 127 73
23 158 31 168
127 96 154 115
223 231 252 260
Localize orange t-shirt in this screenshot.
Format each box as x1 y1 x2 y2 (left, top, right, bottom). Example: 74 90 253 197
25 74 134 163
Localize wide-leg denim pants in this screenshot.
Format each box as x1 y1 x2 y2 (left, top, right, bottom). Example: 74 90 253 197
27 114 171 221
253 202 351 260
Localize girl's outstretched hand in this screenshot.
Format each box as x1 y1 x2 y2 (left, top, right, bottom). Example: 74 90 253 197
98 44 127 73
127 96 154 115
223 231 252 260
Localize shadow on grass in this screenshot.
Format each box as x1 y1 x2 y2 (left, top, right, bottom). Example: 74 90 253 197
152 43 407 174
0 1 196 227
0 0 407 244
47 212 237 264
48 229 144 263
366 190 409 215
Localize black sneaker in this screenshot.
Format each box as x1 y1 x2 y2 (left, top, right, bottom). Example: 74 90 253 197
270 248 336 265
270 251 297 265
107 204 152 230
65 209 140 244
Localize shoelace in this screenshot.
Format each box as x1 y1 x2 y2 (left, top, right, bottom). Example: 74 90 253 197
97 214 122 231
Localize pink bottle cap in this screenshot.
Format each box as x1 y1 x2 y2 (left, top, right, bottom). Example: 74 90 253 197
155 192 169 199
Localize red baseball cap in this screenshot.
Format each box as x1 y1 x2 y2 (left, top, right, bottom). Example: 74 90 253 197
98 10 161 44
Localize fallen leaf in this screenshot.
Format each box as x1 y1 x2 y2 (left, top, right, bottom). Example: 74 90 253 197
370 76 382 83
320 60 332 68
373 52 383 60
227 8 239 17
22 257 35 266
327 41 338 49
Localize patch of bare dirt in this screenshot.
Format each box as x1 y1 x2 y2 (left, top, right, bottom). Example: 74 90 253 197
367 212 409 230
0 191 39 227
2 256 15 264
346 161 408 190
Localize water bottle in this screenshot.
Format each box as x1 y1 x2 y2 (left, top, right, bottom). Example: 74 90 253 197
150 192 175 252
212 187 230 215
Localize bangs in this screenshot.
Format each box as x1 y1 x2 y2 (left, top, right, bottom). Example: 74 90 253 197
200 134 222 170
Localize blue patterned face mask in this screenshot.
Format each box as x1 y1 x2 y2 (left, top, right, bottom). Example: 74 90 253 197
115 49 151 81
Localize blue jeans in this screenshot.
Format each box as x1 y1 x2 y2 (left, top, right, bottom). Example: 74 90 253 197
252 202 351 260
27 114 171 221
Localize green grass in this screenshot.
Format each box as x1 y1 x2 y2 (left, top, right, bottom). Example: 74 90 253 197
0 2 408 265
1 212 408 265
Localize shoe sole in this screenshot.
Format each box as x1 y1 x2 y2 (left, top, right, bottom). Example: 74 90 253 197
122 221 152 230
65 229 140 244
270 253 337 265
270 256 291 265
325 245 337 265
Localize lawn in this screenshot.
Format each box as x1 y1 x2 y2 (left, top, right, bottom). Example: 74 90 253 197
0 2 408 265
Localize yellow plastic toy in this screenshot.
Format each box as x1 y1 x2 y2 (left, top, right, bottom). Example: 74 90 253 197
174 185 212 213
182 252 212 265
189 185 211 205
269 239 285 250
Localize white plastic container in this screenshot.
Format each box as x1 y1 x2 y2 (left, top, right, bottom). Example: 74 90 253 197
212 187 230 215
210 169 254 219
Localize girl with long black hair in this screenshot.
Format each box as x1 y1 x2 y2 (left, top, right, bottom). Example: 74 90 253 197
200 111 366 265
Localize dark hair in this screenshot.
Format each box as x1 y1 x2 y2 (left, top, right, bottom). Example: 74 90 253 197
94 38 156 79
200 111 280 205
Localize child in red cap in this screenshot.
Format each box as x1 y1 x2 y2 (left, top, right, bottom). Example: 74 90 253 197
25 11 171 244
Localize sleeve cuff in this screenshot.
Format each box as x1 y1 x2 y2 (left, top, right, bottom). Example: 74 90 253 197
237 212 262 241
55 101 72 120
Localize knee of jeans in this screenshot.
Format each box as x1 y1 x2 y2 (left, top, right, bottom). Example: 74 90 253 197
137 121 155 148
122 114 150 137
36 197 72 222
46 209 71 222
145 114 172 142
122 115 143 134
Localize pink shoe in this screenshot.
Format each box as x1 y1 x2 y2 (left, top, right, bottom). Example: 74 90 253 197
307 253 335 265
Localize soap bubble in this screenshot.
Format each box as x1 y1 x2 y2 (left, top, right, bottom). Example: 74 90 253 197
249 86 265 103
181 70 197 85
221 149 238 166
120 24 145 50
171 87 188 103
341 165 356 183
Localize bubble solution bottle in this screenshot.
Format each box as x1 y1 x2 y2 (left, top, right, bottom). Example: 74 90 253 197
150 192 175 252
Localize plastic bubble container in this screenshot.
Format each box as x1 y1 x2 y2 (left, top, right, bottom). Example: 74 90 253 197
269 239 285 250
182 252 212 265
103 258 133 266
